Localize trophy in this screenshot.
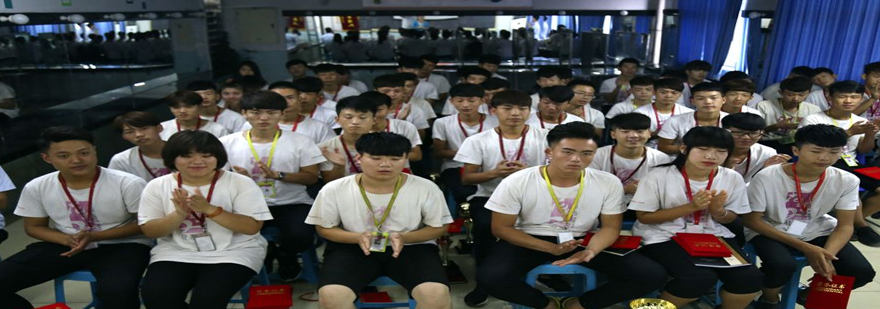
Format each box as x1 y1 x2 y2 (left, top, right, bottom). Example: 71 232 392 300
629 298 676 309
457 202 474 254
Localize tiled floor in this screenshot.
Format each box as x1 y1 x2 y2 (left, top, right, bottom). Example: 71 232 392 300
1 217 878 309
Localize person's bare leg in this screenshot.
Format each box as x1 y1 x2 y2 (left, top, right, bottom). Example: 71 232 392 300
318 285 357 309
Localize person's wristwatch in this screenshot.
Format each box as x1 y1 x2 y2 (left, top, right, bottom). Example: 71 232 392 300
275 172 286 180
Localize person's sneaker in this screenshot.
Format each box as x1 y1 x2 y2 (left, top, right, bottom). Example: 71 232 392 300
754 299 780 309
855 226 880 247
278 261 302 282
464 288 489 307
536 274 572 291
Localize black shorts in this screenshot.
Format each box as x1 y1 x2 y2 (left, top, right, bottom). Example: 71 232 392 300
318 241 450 294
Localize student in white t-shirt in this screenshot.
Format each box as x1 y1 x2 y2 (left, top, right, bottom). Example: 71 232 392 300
219 81 244 112
397 57 439 103
804 67 837 111
439 67 492 115
294 77 340 129
478 54 507 80
757 76 820 146
525 85 585 132
720 113 790 184
263 81 336 144
680 60 714 108
453 90 549 305
286 59 310 82
721 79 764 117
658 82 728 154
399 72 439 122
591 113 672 212
761 66 820 102
314 64 360 102
0 127 150 309
306 132 453 309
600 58 640 104
629 126 762 309
479 78 510 115
719 71 764 108
139 130 273 308
634 78 692 149
373 74 430 138
433 84 499 207
566 79 606 136
361 91 424 165
221 91 326 281
851 61 880 119
109 111 172 181
744 125 876 309
606 76 655 119
158 91 229 141
479 122 667 309
188 81 248 133
0 166 13 244
319 96 377 182
420 55 452 103
338 66 369 93
531 67 566 109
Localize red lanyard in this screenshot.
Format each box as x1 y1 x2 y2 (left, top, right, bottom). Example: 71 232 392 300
138 150 163 179
331 89 340 101
738 150 752 177
609 146 647 184
498 126 528 161
538 112 564 129
652 104 675 131
176 118 202 132
212 108 224 122
792 163 826 215
384 119 391 132
176 171 221 228
339 136 362 173
681 167 716 225
58 167 101 230
291 115 303 132
693 112 720 127
458 114 485 138
309 107 318 118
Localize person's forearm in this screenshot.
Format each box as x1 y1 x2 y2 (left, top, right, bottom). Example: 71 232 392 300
852 98 875 116
402 225 447 243
283 171 319 185
493 225 557 253
434 148 457 159
710 209 737 224
462 170 498 185
90 220 142 241
140 212 187 238
823 225 853 256
585 225 621 253
408 147 423 162
206 206 263 235
636 204 696 224
657 138 679 154
316 226 363 244
25 225 72 245
857 136 875 154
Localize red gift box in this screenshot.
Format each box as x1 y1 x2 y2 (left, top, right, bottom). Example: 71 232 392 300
854 167 880 180
36 304 72 309
805 274 856 309
247 285 293 309
580 233 642 249
360 291 393 303
672 233 732 257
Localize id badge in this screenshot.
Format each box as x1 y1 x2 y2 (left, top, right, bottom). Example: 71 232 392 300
685 224 704 233
557 232 574 244
194 233 217 251
370 232 388 252
258 180 277 198
841 154 859 167
785 220 808 236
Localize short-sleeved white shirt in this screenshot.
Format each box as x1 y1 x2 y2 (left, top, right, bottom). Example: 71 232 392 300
109 147 172 182
241 117 337 145
729 105 765 118
600 77 631 103
158 119 229 141
799 112 865 157
409 97 437 120
323 85 360 102
747 93 764 108
657 111 729 142
220 130 327 206
486 167 625 237
386 104 430 130
746 165 859 241
308 105 340 129
525 112 585 131
200 108 247 134
454 126 549 198
0 167 16 229
306 174 453 245
756 99 822 129
317 98 338 112
578 106 606 129
348 80 370 94
432 115 500 171
628 166 750 245
138 171 273 271
731 143 778 184
806 90 830 111
589 146 672 205
421 74 451 94
606 99 650 119
413 82 439 100
15 167 151 246
530 93 541 110
634 104 695 134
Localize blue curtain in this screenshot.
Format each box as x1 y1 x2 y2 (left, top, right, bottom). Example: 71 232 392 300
14 24 69 36
758 0 880 89
744 17 765 78
676 0 743 78
635 16 652 34
578 15 606 32
92 22 116 37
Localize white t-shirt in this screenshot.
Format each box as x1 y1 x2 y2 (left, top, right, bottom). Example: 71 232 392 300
806 90 830 111
606 99 651 119
306 174 453 245
589 146 672 205
200 108 247 134
432 115 500 171
486 167 625 237
409 97 437 120
317 98 338 112
348 79 370 94
386 104 430 130
241 117 337 145
323 85 360 102
530 93 541 110
158 119 229 141
413 82 439 100
138 172 272 272
0 82 17 118
0 167 16 229
15 167 151 246
799 112 865 157
756 99 822 129
657 111 729 143
109 147 172 182
600 77 631 104
454 126 549 198
525 112 585 131
747 93 764 108
578 106 606 129
421 74 451 94
308 105 340 129
745 165 859 242
733 105 765 118
762 83 823 102
317 135 364 175
220 130 327 206
634 104 694 147
628 166 750 245
731 143 778 184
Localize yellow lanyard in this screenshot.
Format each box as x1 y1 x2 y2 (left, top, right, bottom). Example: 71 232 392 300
829 114 853 128
541 166 585 225
245 130 280 169
358 174 403 232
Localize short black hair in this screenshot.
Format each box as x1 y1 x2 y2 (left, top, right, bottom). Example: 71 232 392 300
654 78 685 92
546 122 597 146
359 91 392 108
481 77 510 91
162 130 228 171
268 81 297 91
813 67 835 76
292 76 324 93
609 113 651 131
312 63 338 74
478 54 501 65
355 132 412 157
186 80 218 92
449 83 485 98
39 126 94 152
490 90 531 108
538 86 574 103
779 76 814 92
828 80 864 97
421 55 439 64
663 126 734 169
789 66 815 77
619 58 640 67
220 81 243 91
165 91 202 107
536 67 560 79
566 79 596 92
684 60 712 71
460 67 491 80
335 64 350 75
238 75 267 93
557 67 573 80
630 76 655 87
723 79 756 94
795 124 848 148
286 59 307 68
719 71 750 83
690 82 724 96
241 90 287 111
721 113 765 131
373 74 405 89
396 72 419 82
336 95 378 115
398 57 424 69
113 111 161 131
864 62 880 75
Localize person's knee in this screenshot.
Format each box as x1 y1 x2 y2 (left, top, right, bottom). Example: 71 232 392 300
318 284 356 308
412 282 450 307
669 270 718 297
631 264 669 293
722 267 764 294
852 264 876 288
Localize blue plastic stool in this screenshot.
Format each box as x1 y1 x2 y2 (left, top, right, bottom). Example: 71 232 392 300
354 276 417 308
261 226 321 284
511 264 598 309
54 270 99 309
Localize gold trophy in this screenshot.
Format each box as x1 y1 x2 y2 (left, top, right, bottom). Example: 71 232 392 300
457 202 474 253
629 298 676 309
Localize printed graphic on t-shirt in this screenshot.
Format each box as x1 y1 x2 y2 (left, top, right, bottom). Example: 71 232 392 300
179 213 204 234
784 191 810 225
548 197 576 228
66 200 101 232
614 167 638 186
149 166 172 178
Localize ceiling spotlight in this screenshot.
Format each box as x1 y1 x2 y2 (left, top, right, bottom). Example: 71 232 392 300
620 10 629 16
0 14 30 25
60 14 86 23
103 13 126 21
